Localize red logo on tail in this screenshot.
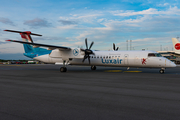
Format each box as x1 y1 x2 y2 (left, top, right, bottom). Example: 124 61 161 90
175 43 180 50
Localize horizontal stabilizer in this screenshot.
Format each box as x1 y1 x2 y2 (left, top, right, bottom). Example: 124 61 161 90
6 40 71 51
4 30 42 36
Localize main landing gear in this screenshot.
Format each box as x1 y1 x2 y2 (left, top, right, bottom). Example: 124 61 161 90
60 60 68 72
91 65 96 70
60 67 67 72
159 68 165 74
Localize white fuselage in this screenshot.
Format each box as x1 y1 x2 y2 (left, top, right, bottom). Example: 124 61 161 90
33 49 176 68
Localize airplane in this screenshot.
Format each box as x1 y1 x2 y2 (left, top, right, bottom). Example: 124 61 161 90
4 29 176 74
157 38 180 55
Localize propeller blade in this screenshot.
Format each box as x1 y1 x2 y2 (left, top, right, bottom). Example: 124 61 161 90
82 38 94 64
116 47 119 51
82 55 87 62
113 43 115 51
85 38 88 49
87 55 90 64
89 41 94 50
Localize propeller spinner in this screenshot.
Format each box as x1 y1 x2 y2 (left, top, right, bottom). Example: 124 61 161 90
81 38 94 64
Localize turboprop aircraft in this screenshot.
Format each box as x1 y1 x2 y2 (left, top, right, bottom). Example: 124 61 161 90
4 30 176 74
157 38 180 56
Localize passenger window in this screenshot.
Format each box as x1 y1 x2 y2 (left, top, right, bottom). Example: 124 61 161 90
97 56 99 58
109 56 111 58
106 56 108 58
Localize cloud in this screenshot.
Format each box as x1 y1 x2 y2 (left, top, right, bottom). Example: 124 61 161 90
158 3 169 7
111 6 180 16
0 17 15 26
57 25 77 29
32 36 67 42
58 20 78 25
24 18 52 28
53 41 84 47
75 31 93 40
0 41 9 44
59 13 102 24
111 8 158 16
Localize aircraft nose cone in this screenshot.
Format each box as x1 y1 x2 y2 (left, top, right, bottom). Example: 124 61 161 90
168 60 176 67
171 62 176 67
166 59 176 67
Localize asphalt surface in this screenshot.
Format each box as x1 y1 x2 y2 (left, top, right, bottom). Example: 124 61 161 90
0 64 180 120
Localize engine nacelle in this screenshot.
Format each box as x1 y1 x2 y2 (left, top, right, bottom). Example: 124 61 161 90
61 48 84 60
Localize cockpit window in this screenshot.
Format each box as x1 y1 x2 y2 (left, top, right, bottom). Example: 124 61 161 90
156 53 162 57
148 53 162 57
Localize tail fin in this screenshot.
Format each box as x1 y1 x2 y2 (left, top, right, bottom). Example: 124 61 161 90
4 30 42 53
20 32 34 53
172 38 180 52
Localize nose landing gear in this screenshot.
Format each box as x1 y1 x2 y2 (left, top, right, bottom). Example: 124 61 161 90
91 65 96 70
159 68 165 74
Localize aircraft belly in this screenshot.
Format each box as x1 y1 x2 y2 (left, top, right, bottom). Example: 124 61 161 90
34 55 49 63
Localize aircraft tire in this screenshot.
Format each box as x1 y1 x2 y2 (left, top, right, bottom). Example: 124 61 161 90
91 65 96 70
159 69 164 74
60 67 67 72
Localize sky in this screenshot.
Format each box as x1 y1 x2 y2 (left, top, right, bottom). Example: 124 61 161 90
0 0 180 59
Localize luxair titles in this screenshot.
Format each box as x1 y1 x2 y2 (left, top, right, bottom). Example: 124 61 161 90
102 58 122 64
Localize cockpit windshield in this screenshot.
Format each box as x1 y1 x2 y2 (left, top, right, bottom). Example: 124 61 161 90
148 53 162 57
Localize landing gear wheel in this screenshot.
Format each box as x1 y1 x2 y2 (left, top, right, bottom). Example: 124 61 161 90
159 69 164 74
60 67 67 72
91 65 96 70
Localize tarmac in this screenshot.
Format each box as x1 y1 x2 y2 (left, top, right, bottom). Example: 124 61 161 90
0 64 180 120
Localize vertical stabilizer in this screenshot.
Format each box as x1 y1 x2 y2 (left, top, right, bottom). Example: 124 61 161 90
4 30 42 53
20 32 34 53
172 38 180 52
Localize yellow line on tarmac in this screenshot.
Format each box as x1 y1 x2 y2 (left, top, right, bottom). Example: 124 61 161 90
105 70 122 72
124 71 142 73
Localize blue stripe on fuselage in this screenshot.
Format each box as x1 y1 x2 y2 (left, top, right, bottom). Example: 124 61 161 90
23 48 51 58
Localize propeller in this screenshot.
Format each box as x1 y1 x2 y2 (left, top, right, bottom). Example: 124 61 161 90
81 38 94 64
113 43 119 51
4 30 42 36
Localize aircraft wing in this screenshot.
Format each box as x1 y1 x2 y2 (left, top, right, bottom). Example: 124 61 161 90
6 40 71 51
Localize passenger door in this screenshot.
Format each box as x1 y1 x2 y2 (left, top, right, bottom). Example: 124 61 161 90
124 54 129 65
